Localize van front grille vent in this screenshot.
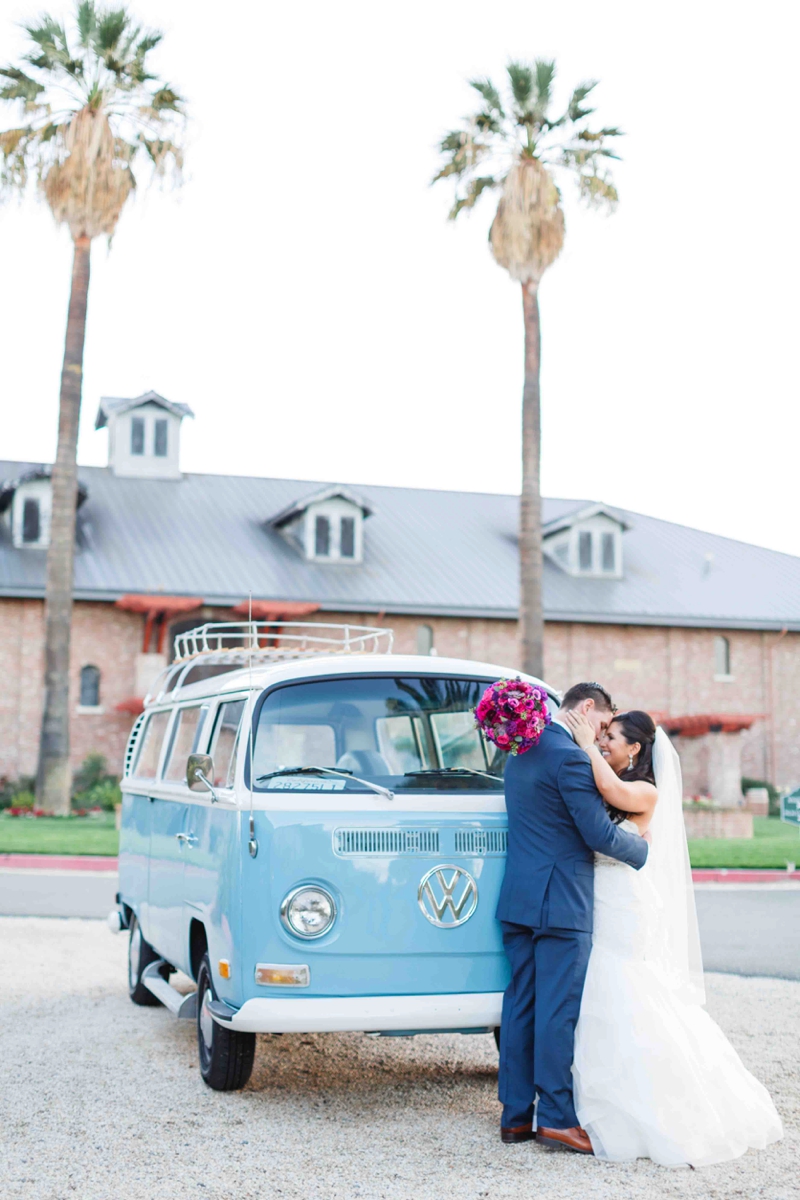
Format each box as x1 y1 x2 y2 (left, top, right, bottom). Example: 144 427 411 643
333 828 440 856
454 829 508 856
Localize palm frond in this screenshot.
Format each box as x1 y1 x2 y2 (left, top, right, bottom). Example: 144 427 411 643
93 8 128 55
0 67 44 103
448 174 499 220
469 77 504 117
566 80 597 122
507 62 533 111
76 1 97 46
533 59 556 115
578 171 618 208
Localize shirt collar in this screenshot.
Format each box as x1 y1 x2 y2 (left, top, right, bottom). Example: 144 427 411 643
552 716 575 742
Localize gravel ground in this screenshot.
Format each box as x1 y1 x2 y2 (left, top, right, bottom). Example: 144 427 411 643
3 918 798 1200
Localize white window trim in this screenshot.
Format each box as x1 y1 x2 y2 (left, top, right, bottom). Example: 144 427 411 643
76 704 105 715
713 674 735 684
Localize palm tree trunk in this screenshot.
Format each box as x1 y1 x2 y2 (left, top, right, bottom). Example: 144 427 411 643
519 280 544 679
36 235 91 814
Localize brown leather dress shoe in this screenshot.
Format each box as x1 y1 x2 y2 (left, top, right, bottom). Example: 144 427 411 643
501 1123 535 1144
536 1126 594 1154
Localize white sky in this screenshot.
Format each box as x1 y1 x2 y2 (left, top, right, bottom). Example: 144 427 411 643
1 0 799 555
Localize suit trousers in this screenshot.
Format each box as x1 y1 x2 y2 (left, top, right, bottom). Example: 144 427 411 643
498 902 592 1130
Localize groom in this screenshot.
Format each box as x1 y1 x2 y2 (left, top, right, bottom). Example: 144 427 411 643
496 681 649 1153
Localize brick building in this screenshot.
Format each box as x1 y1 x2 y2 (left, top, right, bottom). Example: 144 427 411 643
2 390 800 796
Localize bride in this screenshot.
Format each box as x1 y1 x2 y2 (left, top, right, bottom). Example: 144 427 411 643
562 708 783 1167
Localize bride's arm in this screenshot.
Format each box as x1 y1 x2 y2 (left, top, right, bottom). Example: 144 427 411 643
562 711 657 816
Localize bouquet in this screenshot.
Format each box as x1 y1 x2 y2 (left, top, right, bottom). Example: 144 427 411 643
474 678 551 756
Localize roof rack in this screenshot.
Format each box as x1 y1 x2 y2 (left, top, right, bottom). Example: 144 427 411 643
144 621 394 706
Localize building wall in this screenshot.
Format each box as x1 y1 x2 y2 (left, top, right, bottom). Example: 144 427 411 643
1 597 799 792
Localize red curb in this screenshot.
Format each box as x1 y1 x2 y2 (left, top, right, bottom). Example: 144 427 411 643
692 868 800 883
0 854 118 871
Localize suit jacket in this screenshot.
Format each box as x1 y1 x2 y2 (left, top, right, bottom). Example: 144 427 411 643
496 722 649 931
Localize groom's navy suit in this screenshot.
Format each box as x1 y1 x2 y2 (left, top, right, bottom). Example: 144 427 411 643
497 720 648 1131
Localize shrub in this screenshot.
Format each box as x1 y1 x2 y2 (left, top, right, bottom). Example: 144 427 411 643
0 775 36 810
72 754 121 812
742 776 781 817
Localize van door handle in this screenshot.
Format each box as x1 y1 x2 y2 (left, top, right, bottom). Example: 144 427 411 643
175 832 197 846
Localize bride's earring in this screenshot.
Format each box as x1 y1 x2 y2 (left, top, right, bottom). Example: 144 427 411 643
628 753 635 770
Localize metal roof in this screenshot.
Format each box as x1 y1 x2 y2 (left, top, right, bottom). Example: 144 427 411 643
1 460 799 630
95 391 194 429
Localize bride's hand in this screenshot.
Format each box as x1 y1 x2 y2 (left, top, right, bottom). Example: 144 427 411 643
563 709 597 751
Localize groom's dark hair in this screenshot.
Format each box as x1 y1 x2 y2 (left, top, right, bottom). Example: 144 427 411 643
560 681 615 713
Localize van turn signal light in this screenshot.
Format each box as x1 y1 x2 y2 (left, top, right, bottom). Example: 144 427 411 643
218 959 231 979
255 963 310 987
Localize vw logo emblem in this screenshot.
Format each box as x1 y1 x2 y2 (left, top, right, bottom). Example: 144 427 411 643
418 864 478 928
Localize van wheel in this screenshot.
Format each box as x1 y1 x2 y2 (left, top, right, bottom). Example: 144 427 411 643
128 914 161 1006
493 1026 501 1051
197 954 255 1091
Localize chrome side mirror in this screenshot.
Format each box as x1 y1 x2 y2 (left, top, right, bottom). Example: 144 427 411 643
187 753 219 803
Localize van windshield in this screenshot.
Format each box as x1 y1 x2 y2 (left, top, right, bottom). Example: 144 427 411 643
251 676 543 793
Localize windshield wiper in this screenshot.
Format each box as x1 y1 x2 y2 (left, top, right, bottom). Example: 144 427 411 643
256 766 394 802
403 767 502 785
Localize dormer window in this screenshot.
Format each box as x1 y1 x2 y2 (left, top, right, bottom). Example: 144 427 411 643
95 391 194 480
131 417 145 456
315 515 331 556
341 516 355 559
22 498 40 543
269 485 372 565
154 419 168 457
543 504 626 579
0 468 88 550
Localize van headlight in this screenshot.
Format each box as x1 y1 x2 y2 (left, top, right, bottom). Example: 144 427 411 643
280 886 337 939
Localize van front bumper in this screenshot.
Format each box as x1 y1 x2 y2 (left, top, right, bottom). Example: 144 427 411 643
212 991 504 1034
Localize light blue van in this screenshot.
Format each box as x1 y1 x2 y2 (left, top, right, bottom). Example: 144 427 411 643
109 621 556 1090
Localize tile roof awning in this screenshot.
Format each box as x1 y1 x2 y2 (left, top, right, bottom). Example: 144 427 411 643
115 595 203 615
231 600 321 619
663 714 761 738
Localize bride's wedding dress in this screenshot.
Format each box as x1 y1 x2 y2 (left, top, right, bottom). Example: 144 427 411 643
573 805 783 1166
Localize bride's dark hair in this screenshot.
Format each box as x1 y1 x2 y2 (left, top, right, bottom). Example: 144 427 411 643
605 709 657 824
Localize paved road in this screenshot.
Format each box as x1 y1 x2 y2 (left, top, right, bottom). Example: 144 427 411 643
694 886 800 980
0 867 118 919
1 868 799 979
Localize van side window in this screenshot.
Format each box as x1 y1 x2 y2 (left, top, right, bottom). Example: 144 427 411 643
163 706 204 782
134 711 170 777
210 699 246 787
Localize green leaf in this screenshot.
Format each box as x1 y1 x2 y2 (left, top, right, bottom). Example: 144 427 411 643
533 58 556 107
76 1 97 46
567 80 597 122
507 62 533 109
94 8 128 54
0 66 44 102
448 174 499 220
469 76 504 116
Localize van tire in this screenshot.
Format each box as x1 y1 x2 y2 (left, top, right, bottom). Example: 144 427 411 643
493 1026 501 1051
196 954 255 1091
128 914 161 1006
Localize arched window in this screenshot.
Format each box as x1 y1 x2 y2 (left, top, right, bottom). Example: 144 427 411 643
714 635 731 678
80 664 101 707
416 624 434 655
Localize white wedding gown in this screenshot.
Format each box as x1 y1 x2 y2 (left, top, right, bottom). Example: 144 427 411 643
572 821 783 1166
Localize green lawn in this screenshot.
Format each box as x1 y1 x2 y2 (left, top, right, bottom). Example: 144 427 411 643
688 816 800 869
0 812 119 856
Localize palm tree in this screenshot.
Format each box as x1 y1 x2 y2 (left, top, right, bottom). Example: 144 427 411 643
0 3 185 813
433 61 621 678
